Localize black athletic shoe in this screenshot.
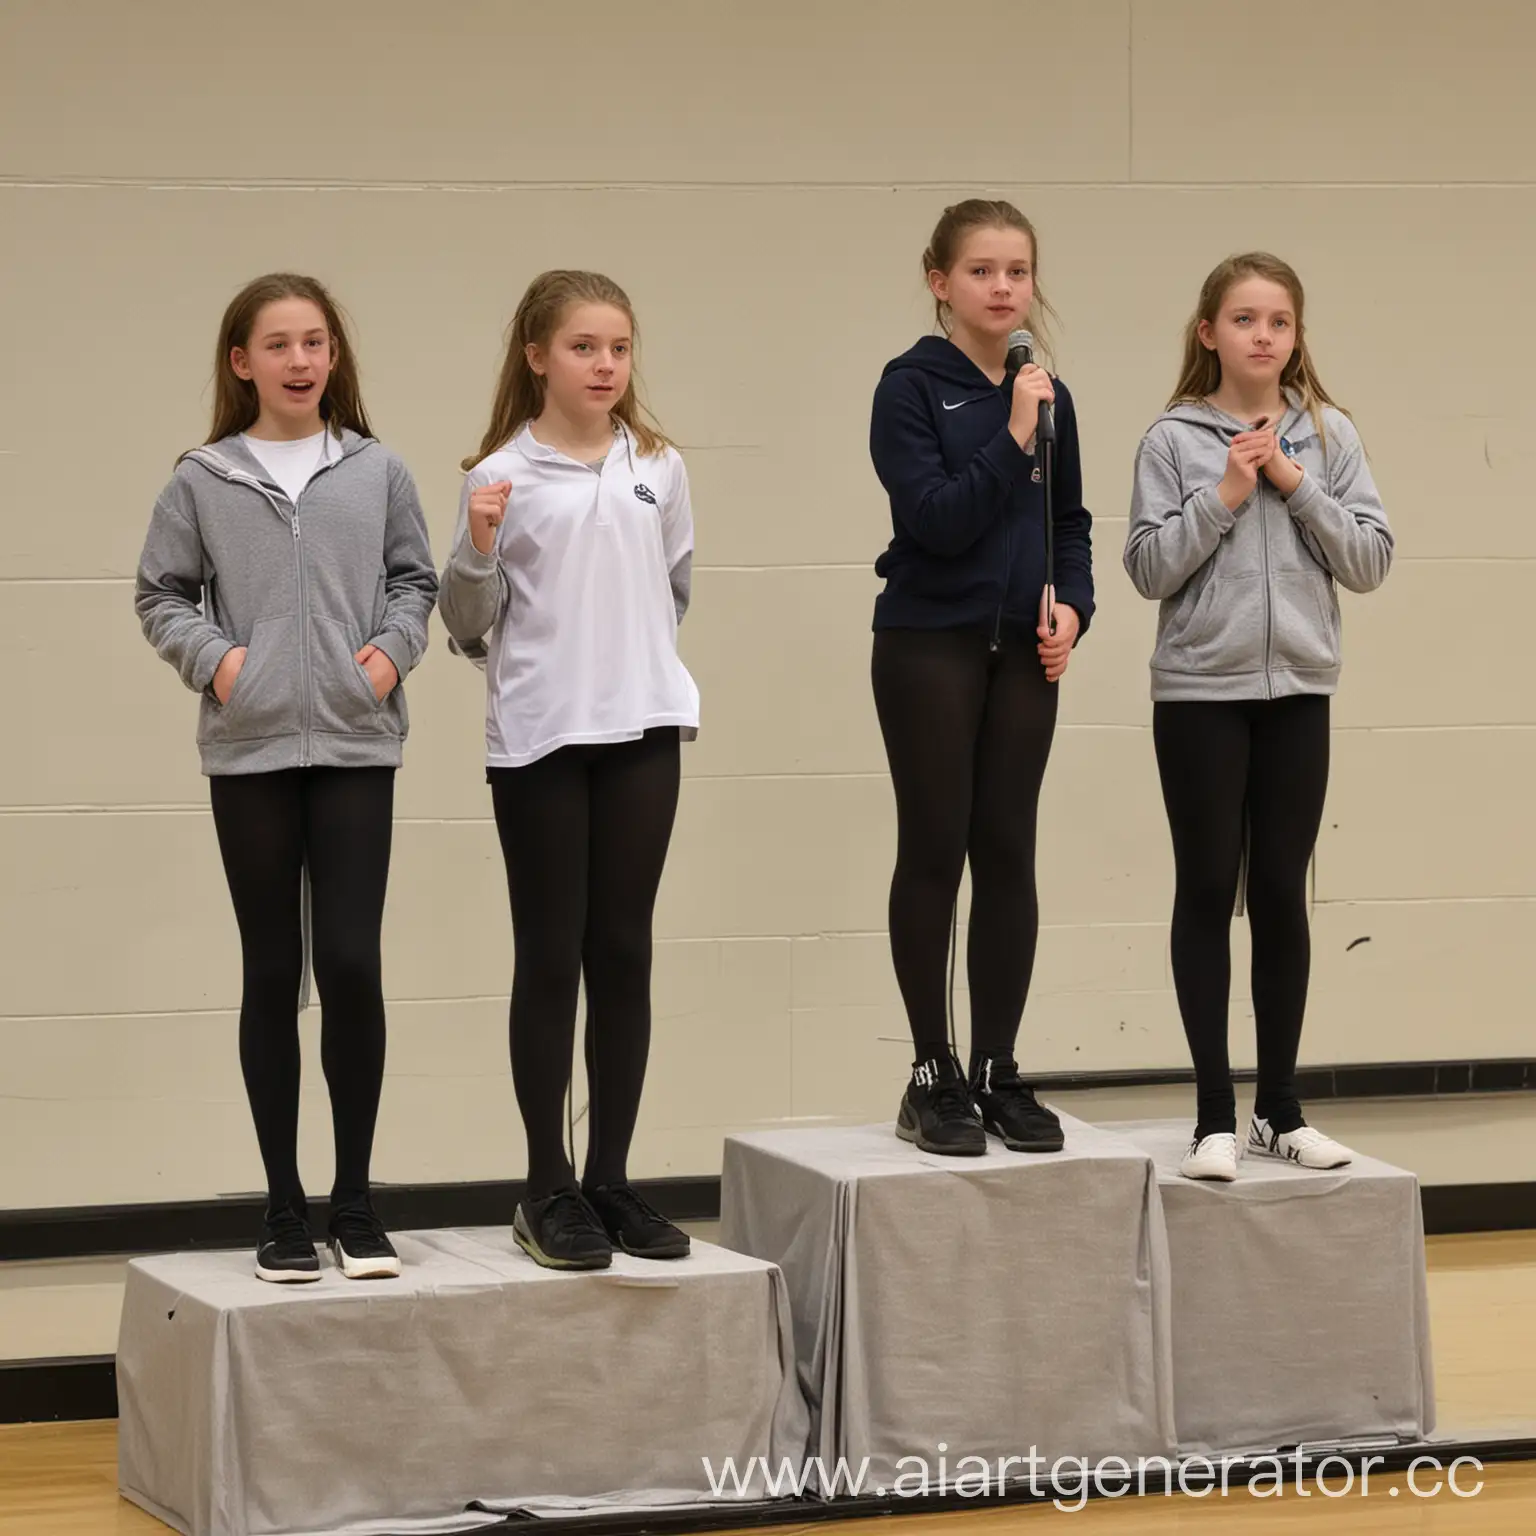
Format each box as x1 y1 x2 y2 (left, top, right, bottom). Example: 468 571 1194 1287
584 1182 691 1260
327 1197 402 1280
513 1187 614 1271
970 1055 1065 1152
255 1204 320 1284
895 1055 986 1155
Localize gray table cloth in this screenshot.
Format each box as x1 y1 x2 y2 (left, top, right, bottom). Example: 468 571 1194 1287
1109 1120 1436 1454
117 1230 809 1535
719 1116 1177 1489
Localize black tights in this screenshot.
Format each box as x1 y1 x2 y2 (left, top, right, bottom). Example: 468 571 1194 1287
872 626 1059 1067
1153 696 1331 1138
490 729 681 1200
209 767 395 1213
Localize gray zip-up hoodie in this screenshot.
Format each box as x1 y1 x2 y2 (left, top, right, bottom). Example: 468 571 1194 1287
135 430 438 774
1124 397 1393 701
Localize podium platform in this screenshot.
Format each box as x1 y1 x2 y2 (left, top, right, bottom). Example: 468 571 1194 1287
117 1229 809 1536
1110 1120 1436 1455
719 1117 1177 1486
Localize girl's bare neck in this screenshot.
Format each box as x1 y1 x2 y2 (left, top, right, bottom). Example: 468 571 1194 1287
947 325 1008 385
244 411 326 442
1207 380 1285 427
529 404 614 461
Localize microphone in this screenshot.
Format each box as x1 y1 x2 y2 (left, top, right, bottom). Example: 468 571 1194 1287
1006 328 1053 442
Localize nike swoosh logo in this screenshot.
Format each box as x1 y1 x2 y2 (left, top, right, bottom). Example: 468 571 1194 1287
942 397 983 410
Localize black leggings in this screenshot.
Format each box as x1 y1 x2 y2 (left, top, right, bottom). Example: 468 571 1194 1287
209 767 395 1213
872 626 1059 1066
1153 695 1331 1137
490 728 681 1201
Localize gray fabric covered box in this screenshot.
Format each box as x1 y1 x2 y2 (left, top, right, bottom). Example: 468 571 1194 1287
719 1116 1177 1489
117 1229 809 1535
1109 1120 1436 1454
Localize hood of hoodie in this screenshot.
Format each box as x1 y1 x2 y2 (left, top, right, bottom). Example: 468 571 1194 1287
182 426 374 494
1146 393 1319 464
880 334 1005 394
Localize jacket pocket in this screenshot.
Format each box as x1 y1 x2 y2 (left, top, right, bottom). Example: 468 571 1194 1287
1154 571 1266 676
1271 569 1340 672
197 615 300 745
309 614 395 737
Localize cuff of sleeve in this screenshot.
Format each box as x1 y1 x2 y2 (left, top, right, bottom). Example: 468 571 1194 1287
1193 484 1241 531
979 425 1033 483
1057 590 1095 639
1283 470 1323 518
368 629 413 682
191 637 234 694
453 535 501 573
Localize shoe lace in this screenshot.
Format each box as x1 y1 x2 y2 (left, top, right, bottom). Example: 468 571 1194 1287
929 1074 979 1122
329 1199 384 1245
1282 1126 1330 1149
979 1059 1043 1111
545 1187 608 1237
1195 1133 1238 1156
266 1205 311 1244
599 1183 669 1228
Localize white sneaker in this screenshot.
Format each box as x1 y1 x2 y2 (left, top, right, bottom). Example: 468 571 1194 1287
1180 1132 1240 1181
1247 1116 1353 1169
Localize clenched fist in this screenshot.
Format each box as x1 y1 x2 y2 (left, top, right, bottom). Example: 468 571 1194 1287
469 480 511 555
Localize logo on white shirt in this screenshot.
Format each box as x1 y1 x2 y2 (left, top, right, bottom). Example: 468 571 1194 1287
633 483 657 505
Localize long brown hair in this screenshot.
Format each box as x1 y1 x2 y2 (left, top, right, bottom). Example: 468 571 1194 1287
1169 252 1348 446
922 199 1060 366
200 273 373 446
463 270 670 470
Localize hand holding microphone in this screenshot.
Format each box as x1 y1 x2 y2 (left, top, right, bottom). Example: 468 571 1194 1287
1006 329 1054 453
1008 366 1055 453
468 480 511 555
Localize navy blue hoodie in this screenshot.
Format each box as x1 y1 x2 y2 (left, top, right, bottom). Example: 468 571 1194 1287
869 336 1094 637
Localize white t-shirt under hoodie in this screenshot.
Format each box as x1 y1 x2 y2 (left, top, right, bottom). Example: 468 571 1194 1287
240 428 334 505
439 423 700 768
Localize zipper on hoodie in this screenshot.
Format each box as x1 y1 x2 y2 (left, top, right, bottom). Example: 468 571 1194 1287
1259 481 1273 699
288 450 347 765
292 512 310 764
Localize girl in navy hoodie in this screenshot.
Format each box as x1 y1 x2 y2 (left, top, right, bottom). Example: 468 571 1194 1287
869 200 1094 1157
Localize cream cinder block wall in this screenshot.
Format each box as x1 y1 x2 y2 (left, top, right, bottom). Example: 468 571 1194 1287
2 1 1533 1209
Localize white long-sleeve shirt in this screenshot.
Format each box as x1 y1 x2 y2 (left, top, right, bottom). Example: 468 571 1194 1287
438 423 699 768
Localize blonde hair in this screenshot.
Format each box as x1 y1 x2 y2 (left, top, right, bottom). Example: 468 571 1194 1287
463 270 671 470
922 199 1060 367
1169 251 1349 448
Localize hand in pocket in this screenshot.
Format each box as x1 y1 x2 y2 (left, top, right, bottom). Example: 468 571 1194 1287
212 646 248 705
355 643 399 702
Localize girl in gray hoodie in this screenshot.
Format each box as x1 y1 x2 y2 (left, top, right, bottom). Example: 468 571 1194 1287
135 274 437 1281
1124 253 1393 1182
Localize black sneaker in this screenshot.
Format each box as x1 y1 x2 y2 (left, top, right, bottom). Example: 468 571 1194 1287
513 1187 613 1271
971 1055 1065 1152
255 1204 320 1284
584 1182 691 1260
327 1197 402 1280
895 1055 986 1156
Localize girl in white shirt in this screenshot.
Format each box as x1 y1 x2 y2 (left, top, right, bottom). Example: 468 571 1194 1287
439 270 698 1271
